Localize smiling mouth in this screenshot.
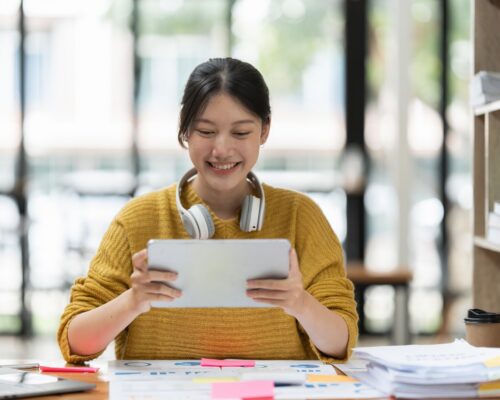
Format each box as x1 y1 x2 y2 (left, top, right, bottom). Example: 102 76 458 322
206 161 241 171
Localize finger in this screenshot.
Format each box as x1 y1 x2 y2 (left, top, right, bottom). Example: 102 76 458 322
247 289 288 300
289 248 300 277
247 278 288 290
147 270 178 282
132 249 148 271
248 296 284 307
145 293 179 303
144 282 182 298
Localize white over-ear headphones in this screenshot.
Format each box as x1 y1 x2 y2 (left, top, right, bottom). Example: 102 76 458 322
176 168 266 239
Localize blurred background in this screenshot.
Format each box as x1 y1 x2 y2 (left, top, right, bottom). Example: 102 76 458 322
0 0 472 359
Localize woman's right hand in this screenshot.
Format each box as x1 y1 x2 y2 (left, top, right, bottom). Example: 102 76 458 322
129 249 182 314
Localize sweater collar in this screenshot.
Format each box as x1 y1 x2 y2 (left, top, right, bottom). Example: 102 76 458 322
182 181 239 224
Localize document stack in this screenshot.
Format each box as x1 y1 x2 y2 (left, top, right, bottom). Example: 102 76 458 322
487 202 500 244
346 339 500 399
471 71 500 107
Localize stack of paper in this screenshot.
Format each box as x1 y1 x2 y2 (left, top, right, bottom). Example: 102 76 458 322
471 71 500 107
341 339 500 399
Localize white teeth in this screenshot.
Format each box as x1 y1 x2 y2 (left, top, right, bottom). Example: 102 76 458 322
210 162 237 170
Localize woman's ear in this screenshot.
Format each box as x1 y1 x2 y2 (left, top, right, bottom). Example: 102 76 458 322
260 118 271 145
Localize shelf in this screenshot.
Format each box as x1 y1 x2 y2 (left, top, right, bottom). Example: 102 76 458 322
472 0 500 311
474 99 500 116
474 236 500 253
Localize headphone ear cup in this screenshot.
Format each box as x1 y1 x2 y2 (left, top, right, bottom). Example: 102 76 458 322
240 195 261 232
188 204 215 239
180 212 199 239
240 196 251 232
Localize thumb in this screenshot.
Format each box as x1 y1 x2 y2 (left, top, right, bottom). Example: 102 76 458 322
132 249 148 271
289 248 300 277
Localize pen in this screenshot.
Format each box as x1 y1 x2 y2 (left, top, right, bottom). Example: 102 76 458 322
0 363 39 370
274 382 301 387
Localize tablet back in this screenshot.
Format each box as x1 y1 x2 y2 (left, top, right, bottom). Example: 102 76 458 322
148 239 290 308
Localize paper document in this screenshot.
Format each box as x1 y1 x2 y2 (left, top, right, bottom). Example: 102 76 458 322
108 359 385 399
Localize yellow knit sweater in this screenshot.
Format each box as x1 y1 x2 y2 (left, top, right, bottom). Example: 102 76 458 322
58 182 358 364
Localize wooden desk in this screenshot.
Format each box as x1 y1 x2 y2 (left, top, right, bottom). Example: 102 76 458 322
346 263 413 345
10 360 492 400
12 361 392 400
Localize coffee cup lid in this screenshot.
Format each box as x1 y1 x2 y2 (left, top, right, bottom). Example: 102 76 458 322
464 308 500 324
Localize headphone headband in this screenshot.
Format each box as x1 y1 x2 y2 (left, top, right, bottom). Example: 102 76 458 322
175 168 198 209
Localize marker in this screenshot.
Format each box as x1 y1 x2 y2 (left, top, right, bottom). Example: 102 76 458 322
0 363 39 370
39 366 99 373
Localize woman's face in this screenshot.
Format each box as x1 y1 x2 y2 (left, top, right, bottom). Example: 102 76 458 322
187 92 269 197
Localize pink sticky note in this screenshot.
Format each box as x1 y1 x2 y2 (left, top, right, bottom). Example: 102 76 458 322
201 358 256 368
39 366 99 373
212 380 274 399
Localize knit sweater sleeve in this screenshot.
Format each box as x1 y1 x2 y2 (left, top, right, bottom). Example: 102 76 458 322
57 217 133 364
294 194 358 363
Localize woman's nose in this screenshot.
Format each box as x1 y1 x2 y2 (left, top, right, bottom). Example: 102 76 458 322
212 134 233 157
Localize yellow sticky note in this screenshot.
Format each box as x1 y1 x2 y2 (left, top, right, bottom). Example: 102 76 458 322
479 380 500 391
192 377 238 384
307 374 358 383
484 356 500 368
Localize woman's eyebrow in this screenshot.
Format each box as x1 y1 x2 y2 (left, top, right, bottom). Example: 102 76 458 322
232 119 256 125
193 118 215 125
193 118 256 125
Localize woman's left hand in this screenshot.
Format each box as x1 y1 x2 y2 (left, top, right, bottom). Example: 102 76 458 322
246 248 307 317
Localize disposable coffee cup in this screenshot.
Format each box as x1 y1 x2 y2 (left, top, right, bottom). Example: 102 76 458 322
464 308 500 348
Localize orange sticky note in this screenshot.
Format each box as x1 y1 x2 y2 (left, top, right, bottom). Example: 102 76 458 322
212 380 274 399
479 380 500 392
201 358 255 368
307 374 358 383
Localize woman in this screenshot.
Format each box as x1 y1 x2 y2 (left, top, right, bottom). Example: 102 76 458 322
58 58 358 364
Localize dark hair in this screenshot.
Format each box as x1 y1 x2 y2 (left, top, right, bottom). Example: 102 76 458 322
178 57 271 148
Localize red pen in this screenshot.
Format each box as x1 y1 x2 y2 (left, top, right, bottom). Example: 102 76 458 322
39 366 99 373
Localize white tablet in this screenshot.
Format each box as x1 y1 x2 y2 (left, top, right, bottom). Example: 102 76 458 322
147 239 290 308
0 368 95 399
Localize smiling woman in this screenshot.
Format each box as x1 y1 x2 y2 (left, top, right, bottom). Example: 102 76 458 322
187 93 267 219
57 57 358 365
178 59 271 220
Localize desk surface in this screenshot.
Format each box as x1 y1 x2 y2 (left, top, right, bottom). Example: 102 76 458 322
5 360 486 400
5 360 391 400
346 263 412 285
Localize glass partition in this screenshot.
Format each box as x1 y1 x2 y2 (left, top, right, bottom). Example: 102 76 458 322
137 0 228 187
0 0 22 333
232 0 346 238
0 0 20 191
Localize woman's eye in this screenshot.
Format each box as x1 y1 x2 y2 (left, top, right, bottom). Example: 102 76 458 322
233 132 250 137
197 130 214 136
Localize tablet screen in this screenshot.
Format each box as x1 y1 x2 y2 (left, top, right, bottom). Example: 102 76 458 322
148 239 290 308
